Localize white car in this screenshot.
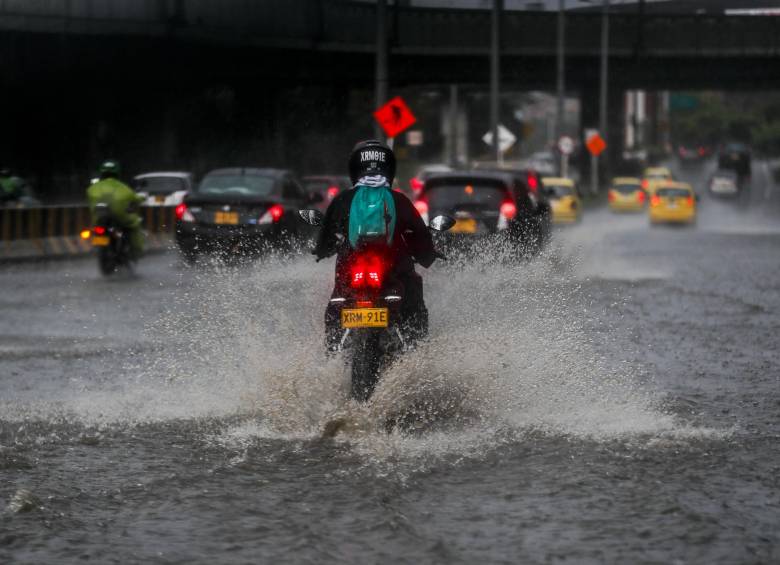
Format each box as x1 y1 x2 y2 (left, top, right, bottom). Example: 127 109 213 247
708 170 739 197
134 172 193 206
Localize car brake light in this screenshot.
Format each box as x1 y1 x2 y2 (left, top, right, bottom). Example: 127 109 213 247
94 226 106 235
642 179 649 190
637 190 646 203
608 191 615 202
686 196 694 206
527 174 539 193
327 186 339 199
350 254 384 289
499 200 517 219
651 195 661 207
698 147 706 156
259 204 284 224
175 203 195 222
414 199 428 215
80 229 91 239
410 177 424 193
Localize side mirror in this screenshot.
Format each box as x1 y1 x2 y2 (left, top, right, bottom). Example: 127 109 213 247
309 191 324 204
429 214 456 232
298 209 324 226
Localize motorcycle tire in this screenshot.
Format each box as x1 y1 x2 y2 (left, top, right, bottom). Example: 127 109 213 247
98 246 118 276
350 331 381 402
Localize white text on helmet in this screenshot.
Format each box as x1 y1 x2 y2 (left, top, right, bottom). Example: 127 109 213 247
360 150 386 163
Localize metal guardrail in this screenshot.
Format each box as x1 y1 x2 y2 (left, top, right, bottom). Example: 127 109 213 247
0 205 176 242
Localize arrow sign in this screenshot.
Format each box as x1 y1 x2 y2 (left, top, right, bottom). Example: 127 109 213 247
482 124 517 153
374 96 417 139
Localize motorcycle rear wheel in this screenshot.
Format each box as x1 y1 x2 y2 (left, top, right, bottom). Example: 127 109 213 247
350 331 381 402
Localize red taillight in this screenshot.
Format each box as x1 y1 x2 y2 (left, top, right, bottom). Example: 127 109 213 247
499 200 517 219
414 199 429 215
698 147 706 156
642 179 649 190
637 190 646 203
327 186 339 199
608 191 616 202
527 174 539 193
268 204 284 222
350 254 384 289
686 196 694 206
651 195 661 207
410 177 424 193
94 226 106 235
175 203 187 220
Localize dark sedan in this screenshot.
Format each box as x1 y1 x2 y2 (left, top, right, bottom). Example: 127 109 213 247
302 175 352 210
174 168 321 262
414 171 550 258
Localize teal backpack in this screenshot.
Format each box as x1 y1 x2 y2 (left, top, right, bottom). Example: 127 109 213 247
348 185 397 249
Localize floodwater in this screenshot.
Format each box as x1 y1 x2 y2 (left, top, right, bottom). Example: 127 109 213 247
1 159 779 564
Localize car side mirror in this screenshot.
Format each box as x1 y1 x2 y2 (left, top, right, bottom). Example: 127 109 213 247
309 191 324 204
429 214 456 232
298 209 324 226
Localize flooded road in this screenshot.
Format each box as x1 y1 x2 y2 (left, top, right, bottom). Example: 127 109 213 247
2 160 779 563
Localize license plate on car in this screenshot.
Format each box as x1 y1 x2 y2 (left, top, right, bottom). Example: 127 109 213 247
215 211 239 225
450 218 477 234
154 195 165 203
341 308 388 328
92 236 110 246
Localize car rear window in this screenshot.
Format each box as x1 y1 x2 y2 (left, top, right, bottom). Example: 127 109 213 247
612 183 641 193
424 181 509 208
545 184 573 197
135 177 186 195
197 174 276 196
647 173 670 180
657 188 691 198
303 180 333 193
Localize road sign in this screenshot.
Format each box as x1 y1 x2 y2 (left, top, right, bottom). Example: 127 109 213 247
374 96 417 139
482 124 517 153
406 130 423 146
585 131 607 156
558 135 574 155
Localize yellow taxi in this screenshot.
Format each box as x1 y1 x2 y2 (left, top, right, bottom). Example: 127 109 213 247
542 177 581 224
608 177 645 212
648 181 697 225
642 166 673 195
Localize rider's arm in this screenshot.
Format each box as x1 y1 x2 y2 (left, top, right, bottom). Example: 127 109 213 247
314 192 348 260
395 192 436 268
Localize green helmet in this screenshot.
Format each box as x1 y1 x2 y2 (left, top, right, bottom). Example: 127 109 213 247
98 160 121 178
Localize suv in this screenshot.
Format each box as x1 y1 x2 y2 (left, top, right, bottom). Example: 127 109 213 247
414 171 550 257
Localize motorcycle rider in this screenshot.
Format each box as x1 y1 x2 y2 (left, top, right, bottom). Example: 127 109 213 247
314 140 437 351
86 160 145 259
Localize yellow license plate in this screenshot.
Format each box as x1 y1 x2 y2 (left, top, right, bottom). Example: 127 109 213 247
450 218 477 233
341 308 388 328
92 236 110 247
215 211 239 225
154 195 166 203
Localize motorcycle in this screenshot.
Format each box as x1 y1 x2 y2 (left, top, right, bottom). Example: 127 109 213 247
299 209 454 402
80 203 135 276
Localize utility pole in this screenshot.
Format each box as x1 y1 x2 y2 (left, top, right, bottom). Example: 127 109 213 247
374 0 388 141
596 0 610 193
449 85 459 167
555 0 566 140
490 0 502 163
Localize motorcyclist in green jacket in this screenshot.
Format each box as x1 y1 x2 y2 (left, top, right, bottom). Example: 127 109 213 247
86 160 145 259
0 168 24 204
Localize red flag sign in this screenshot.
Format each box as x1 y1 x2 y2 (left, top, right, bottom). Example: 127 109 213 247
373 96 417 139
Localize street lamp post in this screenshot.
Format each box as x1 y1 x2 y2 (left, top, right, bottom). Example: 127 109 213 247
375 0 388 141
555 0 566 141
596 0 610 193
490 0 502 163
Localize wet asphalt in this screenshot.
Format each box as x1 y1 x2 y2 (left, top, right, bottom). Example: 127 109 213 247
1 158 779 564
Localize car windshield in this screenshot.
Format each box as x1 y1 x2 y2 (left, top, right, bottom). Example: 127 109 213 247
135 176 186 195
612 183 641 193
197 174 276 196
425 181 508 208
657 188 691 198
546 184 573 197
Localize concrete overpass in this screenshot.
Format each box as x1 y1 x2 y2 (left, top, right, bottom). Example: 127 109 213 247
1 1 779 196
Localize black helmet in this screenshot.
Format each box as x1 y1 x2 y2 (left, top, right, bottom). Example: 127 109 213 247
348 140 396 185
